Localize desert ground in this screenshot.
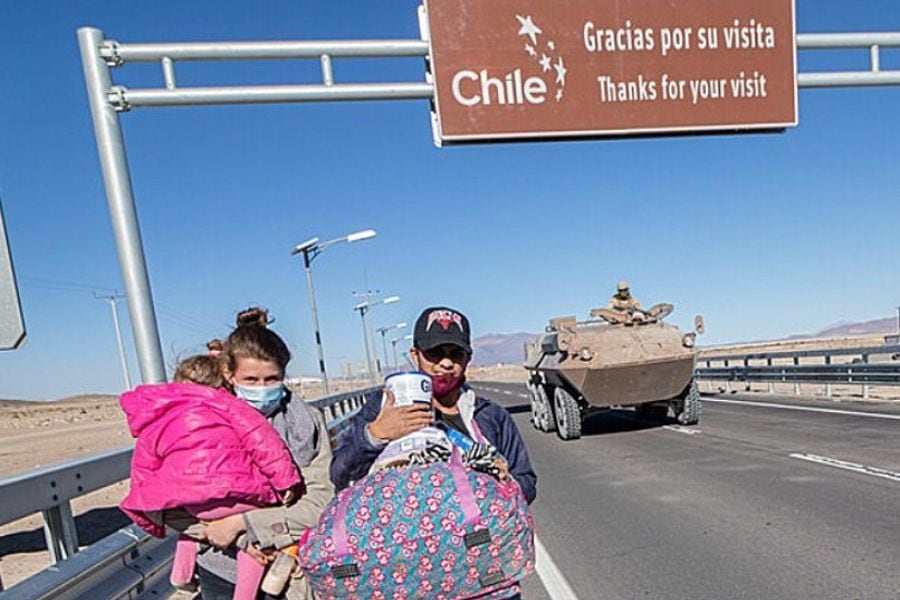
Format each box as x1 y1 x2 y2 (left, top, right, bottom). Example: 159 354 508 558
1 334 897 588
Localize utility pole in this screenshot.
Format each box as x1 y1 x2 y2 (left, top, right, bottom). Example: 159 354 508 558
95 293 132 389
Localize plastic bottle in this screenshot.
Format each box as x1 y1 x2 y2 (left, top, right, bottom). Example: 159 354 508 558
260 545 299 595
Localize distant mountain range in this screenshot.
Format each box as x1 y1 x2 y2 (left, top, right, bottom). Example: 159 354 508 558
471 332 536 365
471 315 899 365
788 316 898 340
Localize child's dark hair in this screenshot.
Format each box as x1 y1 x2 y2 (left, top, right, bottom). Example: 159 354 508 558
174 355 226 388
223 307 291 374
206 338 224 355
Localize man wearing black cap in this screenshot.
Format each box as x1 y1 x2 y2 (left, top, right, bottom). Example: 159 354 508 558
330 306 536 504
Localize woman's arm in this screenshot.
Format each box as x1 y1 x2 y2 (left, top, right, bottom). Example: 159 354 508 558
242 410 335 549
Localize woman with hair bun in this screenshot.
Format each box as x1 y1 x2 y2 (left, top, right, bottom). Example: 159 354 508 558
197 307 334 600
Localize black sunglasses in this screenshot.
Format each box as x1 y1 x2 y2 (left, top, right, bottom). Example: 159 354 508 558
421 346 469 363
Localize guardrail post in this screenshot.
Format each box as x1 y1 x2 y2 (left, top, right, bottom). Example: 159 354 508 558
743 358 751 391
42 502 79 563
824 355 833 398
862 353 870 399
767 358 775 394
724 360 731 393
793 356 801 396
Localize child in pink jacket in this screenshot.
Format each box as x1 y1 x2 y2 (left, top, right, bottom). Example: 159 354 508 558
119 355 303 600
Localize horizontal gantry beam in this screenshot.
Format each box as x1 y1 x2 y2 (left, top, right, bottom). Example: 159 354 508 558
91 30 900 110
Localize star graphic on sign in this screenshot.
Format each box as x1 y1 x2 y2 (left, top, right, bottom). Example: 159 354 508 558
516 15 542 46
554 56 567 85
556 89 564 102
539 54 552 72
525 44 537 57
547 41 556 51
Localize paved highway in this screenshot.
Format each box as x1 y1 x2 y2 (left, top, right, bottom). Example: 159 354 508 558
471 382 900 600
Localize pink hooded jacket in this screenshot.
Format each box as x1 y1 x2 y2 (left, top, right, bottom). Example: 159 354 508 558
119 382 302 537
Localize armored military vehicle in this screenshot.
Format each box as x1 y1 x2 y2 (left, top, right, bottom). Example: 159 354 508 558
524 303 703 440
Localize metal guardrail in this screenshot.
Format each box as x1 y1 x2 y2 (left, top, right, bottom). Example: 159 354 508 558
0 447 133 565
0 385 380 598
1 526 175 600
695 344 900 399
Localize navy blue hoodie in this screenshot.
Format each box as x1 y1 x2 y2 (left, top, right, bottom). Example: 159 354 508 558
330 389 537 504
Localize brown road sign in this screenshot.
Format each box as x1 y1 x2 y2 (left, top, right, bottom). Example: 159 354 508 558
423 0 797 145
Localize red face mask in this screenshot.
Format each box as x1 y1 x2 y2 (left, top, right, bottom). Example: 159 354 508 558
431 373 466 398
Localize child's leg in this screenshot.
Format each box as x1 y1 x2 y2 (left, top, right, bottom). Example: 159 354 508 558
170 535 197 587
232 549 265 600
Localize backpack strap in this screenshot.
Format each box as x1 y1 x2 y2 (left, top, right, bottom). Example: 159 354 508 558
449 447 481 528
332 491 353 561
469 418 488 445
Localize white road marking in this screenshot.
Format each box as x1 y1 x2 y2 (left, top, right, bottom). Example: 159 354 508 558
503 390 513 395
789 453 900 483
534 534 580 600
704 397 900 421
518 393 529 399
662 425 702 435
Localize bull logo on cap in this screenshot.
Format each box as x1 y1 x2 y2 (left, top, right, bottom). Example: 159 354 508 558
426 309 464 332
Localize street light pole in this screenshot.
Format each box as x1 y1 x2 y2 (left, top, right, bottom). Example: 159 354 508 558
355 303 375 383
377 322 407 372
391 333 414 370
292 229 376 394
302 251 327 393
353 294 399 382
96 293 132 389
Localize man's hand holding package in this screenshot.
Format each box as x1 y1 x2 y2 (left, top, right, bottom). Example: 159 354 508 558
367 389 433 442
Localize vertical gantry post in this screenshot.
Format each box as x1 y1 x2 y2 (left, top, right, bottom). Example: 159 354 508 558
78 28 166 384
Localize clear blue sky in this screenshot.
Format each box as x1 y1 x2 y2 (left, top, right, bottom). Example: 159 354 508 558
1 1 898 400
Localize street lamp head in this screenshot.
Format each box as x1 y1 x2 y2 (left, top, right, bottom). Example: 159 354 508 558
354 301 369 311
383 295 400 305
291 237 320 255
395 322 408 329
346 229 377 243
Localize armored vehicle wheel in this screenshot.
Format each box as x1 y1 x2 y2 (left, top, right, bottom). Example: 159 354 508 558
675 380 701 425
535 383 557 432
526 382 541 430
553 387 582 440
635 403 668 420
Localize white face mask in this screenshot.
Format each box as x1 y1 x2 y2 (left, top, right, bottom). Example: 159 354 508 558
235 383 285 415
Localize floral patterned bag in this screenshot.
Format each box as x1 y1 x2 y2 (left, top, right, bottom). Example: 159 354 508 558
298 449 534 599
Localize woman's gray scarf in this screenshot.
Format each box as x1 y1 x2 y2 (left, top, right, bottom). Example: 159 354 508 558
269 393 318 468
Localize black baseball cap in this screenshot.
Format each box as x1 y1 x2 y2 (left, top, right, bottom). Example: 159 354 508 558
413 306 472 353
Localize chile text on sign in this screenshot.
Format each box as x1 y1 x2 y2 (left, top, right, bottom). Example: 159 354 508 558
423 0 798 144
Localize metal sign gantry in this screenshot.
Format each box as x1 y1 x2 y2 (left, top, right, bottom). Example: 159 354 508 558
77 23 900 384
